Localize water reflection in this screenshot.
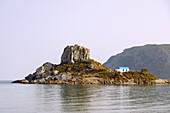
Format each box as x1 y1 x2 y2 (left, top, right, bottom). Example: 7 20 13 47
59 85 170 112
60 85 105 112
120 85 170 112
35 85 62 112
2 81 170 113
34 84 170 113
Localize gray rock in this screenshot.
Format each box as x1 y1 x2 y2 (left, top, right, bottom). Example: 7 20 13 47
35 75 41 79
41 72 50 78
32 80 37 83
88 64 94 69
21 79 29 83
35 67 44 75
61 44 90 64
38 78 45 82
45 76 51 80
53 76 59 80
25 74 35 81
53 70 59 75
43 62 54 72
53 73 72 80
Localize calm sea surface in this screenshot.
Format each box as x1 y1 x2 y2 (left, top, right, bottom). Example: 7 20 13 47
1 81 170 113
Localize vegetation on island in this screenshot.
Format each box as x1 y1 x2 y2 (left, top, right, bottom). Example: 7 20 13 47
12 59 160 85
49 59 158 84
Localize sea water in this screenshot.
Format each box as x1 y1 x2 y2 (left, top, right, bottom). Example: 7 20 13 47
0 81 170 113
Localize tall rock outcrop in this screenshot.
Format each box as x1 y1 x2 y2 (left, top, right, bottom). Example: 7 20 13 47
61 44 90 64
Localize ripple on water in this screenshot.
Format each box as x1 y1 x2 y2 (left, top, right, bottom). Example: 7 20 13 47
0 82 170 113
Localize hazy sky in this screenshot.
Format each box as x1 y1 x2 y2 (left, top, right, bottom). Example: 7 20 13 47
1 0 170 80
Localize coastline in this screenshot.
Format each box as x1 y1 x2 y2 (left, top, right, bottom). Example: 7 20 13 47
12 78 170 85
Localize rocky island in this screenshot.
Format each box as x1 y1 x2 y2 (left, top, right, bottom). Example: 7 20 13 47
12 44 170 85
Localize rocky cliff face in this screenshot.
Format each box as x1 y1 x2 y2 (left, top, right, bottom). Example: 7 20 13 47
104 44 170 79
61 44 90 64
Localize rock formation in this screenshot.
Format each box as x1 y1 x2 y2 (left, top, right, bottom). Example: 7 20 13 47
61 44 90 64
24 62 54 83
12 44 169 85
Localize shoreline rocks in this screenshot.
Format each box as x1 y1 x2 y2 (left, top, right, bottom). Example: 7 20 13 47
12 78 170 85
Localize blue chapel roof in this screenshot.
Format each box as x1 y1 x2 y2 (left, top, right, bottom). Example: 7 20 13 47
117 67 129 69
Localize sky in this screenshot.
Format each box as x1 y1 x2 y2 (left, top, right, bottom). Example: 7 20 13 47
1 0 170 80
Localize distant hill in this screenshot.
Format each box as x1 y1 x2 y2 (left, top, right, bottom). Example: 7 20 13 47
104 44 170 79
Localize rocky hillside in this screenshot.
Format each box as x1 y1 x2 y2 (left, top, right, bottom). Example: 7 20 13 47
104 44 170 79
13 44 169 85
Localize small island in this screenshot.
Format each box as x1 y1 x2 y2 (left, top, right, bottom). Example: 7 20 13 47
12 44 170 85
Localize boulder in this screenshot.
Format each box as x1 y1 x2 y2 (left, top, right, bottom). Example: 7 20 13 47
42 62 54 72
61 44 90 64
34 62 53 75
21 79 29 83
87 64 94 69
53 70 59 75
25 74 35 81
54 73 72 80
38 78 46 82
35 67 44 75
41 72 50 79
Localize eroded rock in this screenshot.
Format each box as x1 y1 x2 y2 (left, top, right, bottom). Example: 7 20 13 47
61 44 90 64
